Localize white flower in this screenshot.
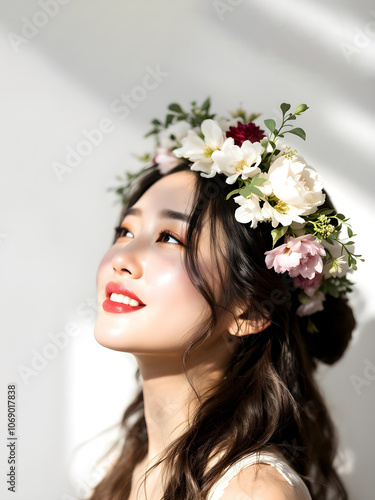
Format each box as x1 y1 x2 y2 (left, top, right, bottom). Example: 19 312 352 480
296 291 325 317
233 194 266 229
157 120 191 150
173 119 226 178
261 199 309 228
215 116 243 133
211 137 265 184
322 237 354 278
266 155 325 225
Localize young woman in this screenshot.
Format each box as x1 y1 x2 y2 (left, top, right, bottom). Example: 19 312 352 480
88 99 358 500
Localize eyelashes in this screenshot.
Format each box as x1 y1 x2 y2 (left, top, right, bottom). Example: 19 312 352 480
113 226 184 246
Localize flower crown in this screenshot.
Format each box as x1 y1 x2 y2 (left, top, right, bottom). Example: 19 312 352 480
110 98 363 331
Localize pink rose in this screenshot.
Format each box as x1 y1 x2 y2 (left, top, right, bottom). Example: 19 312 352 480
296 292 325 317
293 274 322 297
264 234 326 280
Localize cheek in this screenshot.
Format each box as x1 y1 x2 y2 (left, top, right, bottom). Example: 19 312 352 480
145 254 207 312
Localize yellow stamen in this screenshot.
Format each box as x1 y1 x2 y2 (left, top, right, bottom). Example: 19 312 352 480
282 146 298 160
274 199 289 214
203 145 217 158
234 159 247 172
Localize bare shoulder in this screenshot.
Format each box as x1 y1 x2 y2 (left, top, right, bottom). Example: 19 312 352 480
219 461 303 500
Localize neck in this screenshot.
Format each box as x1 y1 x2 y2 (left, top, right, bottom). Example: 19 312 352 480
133 335 233 467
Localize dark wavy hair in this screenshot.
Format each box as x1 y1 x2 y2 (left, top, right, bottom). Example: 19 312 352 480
87 161 356 500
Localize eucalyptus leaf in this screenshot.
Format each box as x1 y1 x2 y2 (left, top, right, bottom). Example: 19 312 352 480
168 103 183 113
287 127 306 140
280 103 291 114
264 119 276 132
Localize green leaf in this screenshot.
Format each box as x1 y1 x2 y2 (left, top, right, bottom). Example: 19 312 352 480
336 213 345 220
319 208 334 216
271 225 288 248
152 119 161 125
144 128 159 138
325 238 334 245
168 103 183 113
287 127 306 140
264 119 276 132
249 186 265 197
345 241 355 245
165 113 174 127
260 139 269 148
251 176 267 186
280 103 291 114
294 104 309 115
201 97 211 112
226 188 241 200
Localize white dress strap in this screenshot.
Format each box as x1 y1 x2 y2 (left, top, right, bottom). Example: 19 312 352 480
207 453 312 500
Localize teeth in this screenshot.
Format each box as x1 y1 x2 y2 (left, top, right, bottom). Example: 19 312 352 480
110 293 141 307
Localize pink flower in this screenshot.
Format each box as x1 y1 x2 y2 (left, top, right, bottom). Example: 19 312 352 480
296 292 325 317
153 147 180 174
293 274 322 297
264 234 326 280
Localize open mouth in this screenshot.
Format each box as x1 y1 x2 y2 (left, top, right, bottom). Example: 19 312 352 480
107 292 144 307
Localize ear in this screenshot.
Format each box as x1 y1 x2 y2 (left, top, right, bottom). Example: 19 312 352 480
227 306 272 337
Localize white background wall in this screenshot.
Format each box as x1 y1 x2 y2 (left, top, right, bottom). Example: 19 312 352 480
0 1 374 499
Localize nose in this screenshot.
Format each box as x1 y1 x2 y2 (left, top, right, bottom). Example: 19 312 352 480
112 240 144 279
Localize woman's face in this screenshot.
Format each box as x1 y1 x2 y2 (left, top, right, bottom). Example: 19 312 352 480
94 170 227 355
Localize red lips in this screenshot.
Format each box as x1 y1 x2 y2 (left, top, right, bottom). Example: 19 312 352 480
105 281 145 305
103 282 146 314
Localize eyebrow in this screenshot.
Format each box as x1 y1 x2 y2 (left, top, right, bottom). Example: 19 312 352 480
122 206 190 223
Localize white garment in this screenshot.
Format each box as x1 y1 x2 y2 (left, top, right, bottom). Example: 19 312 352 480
207 452 312 500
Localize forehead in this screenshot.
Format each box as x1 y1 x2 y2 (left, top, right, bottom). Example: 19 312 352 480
132 170 198 214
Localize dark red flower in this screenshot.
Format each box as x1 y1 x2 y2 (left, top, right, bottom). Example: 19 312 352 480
226 121 266 147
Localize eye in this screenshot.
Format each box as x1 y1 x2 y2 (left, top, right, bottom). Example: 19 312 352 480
158 230 183 245
114 226 184 246
114 226 132 239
